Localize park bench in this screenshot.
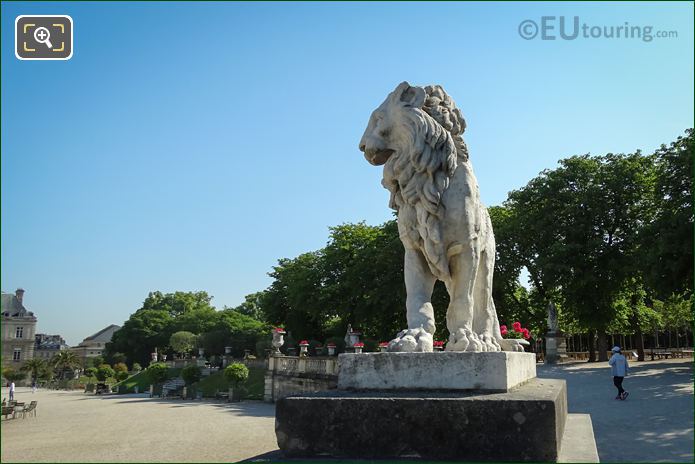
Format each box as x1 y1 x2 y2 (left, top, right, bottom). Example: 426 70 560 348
1 405 15 420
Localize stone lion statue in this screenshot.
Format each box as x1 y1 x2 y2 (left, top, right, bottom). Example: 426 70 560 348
359 81 527 353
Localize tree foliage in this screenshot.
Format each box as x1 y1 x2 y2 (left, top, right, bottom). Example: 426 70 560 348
169 331 197 355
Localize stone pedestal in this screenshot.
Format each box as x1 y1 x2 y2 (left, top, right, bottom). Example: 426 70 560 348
339 352 536 392
275 352 596 462
545 332 568 364
277 378 567 461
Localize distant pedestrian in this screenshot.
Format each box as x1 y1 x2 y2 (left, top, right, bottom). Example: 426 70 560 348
609 346 629 400
32 381 37 394
9 381 15 401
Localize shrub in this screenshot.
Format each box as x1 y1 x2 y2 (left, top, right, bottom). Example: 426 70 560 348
132 362 142 373
146 362 169 383
113 362 128 373
96 364 115 381
2 367 27 383
115 370 129 382
84 367 98 378
181 365 202 385
224 363 249 386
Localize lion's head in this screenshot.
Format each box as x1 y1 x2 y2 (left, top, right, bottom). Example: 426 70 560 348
358 82 469 280
359 82 468 216
359 81 467 168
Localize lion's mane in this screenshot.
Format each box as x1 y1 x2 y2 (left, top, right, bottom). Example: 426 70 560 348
383 85 468 280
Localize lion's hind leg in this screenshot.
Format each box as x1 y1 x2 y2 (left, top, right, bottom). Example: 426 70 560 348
472 247 502 352
445 246 484 352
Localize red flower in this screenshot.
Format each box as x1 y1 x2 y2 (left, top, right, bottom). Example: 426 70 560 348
354 342 364 347
433 341 444 347
299 340 309 345
379 342 389 347
521 329 530 340
500 326 508 336
274 327 286 333
327 343 336 347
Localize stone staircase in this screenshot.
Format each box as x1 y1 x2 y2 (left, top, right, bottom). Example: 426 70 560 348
161 377 185 397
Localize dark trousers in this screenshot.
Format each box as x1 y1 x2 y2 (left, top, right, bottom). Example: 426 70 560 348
613 376 625 395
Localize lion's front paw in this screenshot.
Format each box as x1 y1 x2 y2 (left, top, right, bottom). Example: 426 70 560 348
479 332 501 352
388 328 433 352
499 338 529 352
447 327 484 352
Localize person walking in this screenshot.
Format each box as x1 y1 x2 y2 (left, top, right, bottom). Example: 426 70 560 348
9 381 15 401
609 346 629 400
32 381 37 394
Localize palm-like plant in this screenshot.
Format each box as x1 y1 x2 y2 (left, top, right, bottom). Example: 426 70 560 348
52 350 81 379
21 358 47 383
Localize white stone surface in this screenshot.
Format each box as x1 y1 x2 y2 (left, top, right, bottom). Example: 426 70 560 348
358 82 525 353
558 414 600 463
338 351 537 391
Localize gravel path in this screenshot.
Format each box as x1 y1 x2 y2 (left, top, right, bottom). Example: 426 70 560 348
537 358 693 463
1 358 692 462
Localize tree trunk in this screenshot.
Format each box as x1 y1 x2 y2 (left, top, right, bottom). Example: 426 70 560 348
629 295 646 361
597 329 609 362
588 330 597 362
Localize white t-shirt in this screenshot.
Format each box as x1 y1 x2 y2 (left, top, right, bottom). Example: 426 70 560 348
9 382 15 392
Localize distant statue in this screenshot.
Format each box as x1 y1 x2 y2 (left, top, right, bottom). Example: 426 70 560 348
547 302 559 333
359 82 526 353
344 324 361 347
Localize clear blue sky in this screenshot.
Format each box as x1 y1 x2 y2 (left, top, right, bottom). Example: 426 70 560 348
2 1 693 345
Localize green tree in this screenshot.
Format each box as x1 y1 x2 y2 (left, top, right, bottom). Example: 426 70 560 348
169 331 197 357
639 129 694 299
132 362 142 373
113 362 129 373
115 370 129 382
84 367 98 379
96 364 115 382
21 358 47 383
106 291 220 366
505 152 657 361
52 350 81 379
229 292 267 321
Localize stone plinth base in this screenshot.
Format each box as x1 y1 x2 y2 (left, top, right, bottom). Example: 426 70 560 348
338 351 536 392
276 378 567 461
546 333 568 364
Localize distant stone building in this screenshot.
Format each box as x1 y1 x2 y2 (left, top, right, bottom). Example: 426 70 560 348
70 324 121 366
34 333 69 361
1 289 37 367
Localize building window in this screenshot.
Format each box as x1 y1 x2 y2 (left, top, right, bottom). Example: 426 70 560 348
15 327 24 338
13 349 21 361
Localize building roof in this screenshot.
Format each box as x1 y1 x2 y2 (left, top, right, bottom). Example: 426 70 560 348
82 324 121 343
1 292 35 318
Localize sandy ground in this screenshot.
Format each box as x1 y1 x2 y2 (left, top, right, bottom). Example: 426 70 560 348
1 358 692 462
0 390 277 462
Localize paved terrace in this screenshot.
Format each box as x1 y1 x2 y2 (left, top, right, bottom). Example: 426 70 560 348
1 358 692 462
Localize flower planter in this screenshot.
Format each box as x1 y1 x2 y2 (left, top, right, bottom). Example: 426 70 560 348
327 345 336 356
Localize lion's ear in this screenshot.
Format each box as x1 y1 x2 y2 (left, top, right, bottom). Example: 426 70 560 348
398 84 426 108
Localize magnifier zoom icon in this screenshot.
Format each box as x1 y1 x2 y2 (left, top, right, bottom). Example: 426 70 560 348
34 27 53 49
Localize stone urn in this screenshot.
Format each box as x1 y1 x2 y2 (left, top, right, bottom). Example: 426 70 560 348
272 328 287 355
299 341 309 357
379 343 389 353
327 344 336 356
224 346 232 355
198 348 205 357
151 352 158 362
354 343 364 354
433 341 445 351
